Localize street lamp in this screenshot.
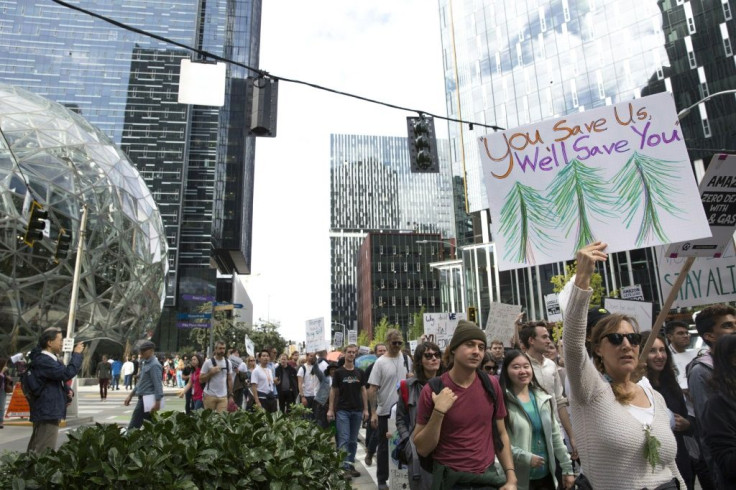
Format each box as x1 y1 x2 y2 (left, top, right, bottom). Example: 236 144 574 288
415 239 457 260
677 89 736 120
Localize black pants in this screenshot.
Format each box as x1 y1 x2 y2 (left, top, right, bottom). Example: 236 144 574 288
377 414 390 485
258 397 278 413
529 472 555 490
278 390 296 414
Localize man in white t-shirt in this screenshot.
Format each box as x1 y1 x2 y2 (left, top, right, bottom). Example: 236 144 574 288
122 356 135 390
200 340 233 412
367 329 408 490
297 352 322 420
251 350 277 412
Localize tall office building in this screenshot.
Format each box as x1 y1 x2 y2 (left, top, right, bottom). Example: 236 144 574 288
437 0 736 324
0 0 262 350
330 134 455 333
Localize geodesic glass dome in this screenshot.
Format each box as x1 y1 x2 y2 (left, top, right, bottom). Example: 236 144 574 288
0 83 168 356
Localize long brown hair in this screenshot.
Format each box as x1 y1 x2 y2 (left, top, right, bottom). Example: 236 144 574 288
590 313 646 404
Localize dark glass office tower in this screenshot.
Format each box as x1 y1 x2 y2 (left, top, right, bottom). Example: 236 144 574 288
0 0 262 350
438 0 736 321
330 134 456 333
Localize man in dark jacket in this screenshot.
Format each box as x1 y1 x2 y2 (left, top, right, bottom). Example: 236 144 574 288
27 327 84 453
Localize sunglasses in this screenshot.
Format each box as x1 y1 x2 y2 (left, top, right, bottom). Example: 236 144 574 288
391 341 404 347
603 333 642 346
423 352 441 359
483 365 496 372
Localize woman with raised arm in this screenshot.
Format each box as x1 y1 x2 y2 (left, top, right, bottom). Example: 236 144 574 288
563 242 683 489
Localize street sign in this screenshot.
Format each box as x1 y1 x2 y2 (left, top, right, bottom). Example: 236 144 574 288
214 304 234 311
177 322 211 329
182 294 215 302
176 313 212 320
214 302 244 308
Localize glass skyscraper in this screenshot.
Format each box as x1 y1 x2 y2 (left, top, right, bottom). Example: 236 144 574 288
330 134 456 332
0 0 262 350
438 0 736 323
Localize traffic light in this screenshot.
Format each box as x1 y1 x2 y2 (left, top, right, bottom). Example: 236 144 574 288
468 306 477 324
23 200 48 246
54 229 72 262
407 115 440 173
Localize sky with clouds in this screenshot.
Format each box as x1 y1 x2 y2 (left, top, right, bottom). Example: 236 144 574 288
245 1 448 344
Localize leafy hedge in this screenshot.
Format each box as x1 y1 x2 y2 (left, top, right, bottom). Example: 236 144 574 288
0 407 350 489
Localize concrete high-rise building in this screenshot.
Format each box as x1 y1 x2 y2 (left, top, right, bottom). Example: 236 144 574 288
330 134 456 334
437 0 736 325
0 0 262 351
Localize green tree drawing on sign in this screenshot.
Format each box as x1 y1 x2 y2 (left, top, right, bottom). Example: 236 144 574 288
546 158 616 253
499 181 556 264
611 152 683 245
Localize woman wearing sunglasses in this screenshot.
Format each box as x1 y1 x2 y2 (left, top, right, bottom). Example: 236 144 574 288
564 242 684 489
395 341 444 490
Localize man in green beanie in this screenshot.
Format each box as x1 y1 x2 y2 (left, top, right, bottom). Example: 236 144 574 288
413 320 518 489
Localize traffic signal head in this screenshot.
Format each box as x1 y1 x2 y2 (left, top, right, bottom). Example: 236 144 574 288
24 201 48 245
468 306 477 324
55 229 72 262
407 116 440 173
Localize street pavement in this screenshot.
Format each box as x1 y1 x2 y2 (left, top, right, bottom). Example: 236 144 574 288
2 382 378 488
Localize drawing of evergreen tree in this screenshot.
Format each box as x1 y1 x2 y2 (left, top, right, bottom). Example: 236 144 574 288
546 158 616 253
499 181 557 264
611 151 683 245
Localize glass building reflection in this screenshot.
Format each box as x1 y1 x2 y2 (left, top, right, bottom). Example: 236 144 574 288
438 0 736 324
0 1 262 351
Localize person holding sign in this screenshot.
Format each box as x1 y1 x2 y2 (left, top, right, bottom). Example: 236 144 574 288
564 242 684 489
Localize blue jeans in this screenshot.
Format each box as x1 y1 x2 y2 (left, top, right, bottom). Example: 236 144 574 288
127 397 152 430
336 410 363 469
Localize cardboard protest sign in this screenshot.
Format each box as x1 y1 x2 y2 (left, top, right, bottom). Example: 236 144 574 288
620 285 645 301
485 302 522 347
244 335 255 357
305 317 326 353
347 330 358 345
545 294 562 322
604 298 653 332
666 153 736 258
479 92 710 271
423 312 466 350
657 244 736 308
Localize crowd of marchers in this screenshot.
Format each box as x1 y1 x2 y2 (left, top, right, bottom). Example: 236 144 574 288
6 243 735 490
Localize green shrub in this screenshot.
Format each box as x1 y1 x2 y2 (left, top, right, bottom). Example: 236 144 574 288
0 407 350 489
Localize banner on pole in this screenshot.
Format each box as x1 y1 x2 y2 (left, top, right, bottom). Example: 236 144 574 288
479 92 710 271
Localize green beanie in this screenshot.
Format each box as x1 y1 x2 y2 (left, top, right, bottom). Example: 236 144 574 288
449 320 486 352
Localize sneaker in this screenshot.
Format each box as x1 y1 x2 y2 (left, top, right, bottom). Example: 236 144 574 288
349 468 360 478
342 469 353 481
364 452 373 466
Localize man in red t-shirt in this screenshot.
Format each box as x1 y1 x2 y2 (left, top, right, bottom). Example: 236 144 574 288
413 320 518 489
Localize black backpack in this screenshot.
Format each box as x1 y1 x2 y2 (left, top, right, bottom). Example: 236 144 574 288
419 371 503 473
203 357 230 390
19 360 43 406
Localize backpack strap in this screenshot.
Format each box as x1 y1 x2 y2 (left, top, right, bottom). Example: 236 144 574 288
477 371 503 452
400 379 410 407
403 353 409 373
428 376 444 394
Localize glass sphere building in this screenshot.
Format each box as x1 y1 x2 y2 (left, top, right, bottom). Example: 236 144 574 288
0 83 168 356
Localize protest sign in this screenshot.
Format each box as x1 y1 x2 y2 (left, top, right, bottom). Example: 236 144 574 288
620 284 645 301
423 312 466 350
545 294 562 322
657 244 736 308
409 340 418 355
305 317 326 353
479 92 710 271
333 331 344 346
485 302 522 347
347 330 358 345
244 335 255 357
666 153 736 258
604 298 653 332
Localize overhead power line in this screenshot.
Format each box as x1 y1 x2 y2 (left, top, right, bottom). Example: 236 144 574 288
50 0 505 131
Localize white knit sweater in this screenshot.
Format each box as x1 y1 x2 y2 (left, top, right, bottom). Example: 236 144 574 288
563 285 684 489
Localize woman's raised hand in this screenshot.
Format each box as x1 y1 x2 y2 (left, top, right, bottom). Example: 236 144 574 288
574 242 608 290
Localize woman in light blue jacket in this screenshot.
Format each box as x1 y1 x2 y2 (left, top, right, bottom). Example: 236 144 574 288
499 350 575 490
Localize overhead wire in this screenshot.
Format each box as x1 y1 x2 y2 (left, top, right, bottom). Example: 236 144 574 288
49 0 505 131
